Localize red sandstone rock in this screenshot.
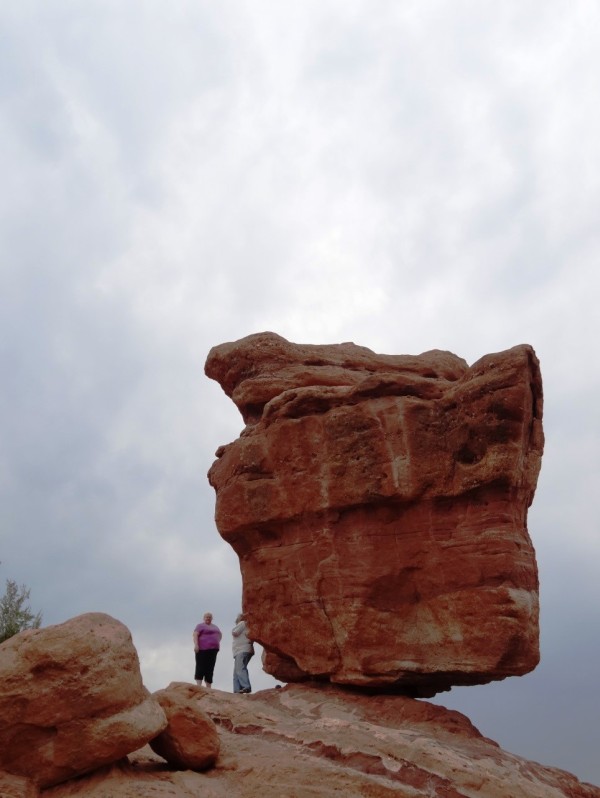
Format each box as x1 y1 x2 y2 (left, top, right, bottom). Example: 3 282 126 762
205 332 544 695
42 685 599 797
0 613 167 788
149 682 220 770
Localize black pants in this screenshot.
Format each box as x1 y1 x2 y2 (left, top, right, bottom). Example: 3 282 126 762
195 648 218 684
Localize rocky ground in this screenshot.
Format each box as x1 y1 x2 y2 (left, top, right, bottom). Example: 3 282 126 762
40 683 600 798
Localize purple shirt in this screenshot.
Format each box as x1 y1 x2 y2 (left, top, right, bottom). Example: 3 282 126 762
195 622 222 651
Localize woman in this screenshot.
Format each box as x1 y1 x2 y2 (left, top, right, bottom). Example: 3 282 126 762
193 611 222 688
231 612 254 694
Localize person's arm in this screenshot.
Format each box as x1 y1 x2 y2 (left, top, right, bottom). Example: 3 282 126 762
232 621 245 637
193 629 199 652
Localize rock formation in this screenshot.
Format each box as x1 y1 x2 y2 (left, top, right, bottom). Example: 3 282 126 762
149 682 220 770
206 332 544 695
0 330 578 796
42 684 600 797
0 613 167 788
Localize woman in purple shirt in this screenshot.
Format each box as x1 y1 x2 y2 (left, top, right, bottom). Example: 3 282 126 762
193 611 222 688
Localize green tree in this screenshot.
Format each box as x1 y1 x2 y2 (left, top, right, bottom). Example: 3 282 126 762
0 578 43 643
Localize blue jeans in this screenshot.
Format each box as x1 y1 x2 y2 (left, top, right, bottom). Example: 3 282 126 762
233 651 253 693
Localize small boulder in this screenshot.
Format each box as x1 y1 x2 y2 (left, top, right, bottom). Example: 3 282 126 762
149 682 220 770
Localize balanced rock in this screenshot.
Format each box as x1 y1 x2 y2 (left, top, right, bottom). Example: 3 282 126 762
149 682 220 770
206 332 544 695
0 613 167 788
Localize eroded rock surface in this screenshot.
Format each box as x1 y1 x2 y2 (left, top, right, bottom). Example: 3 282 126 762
0 613 167 788
43 685 600 798
206 332 544 695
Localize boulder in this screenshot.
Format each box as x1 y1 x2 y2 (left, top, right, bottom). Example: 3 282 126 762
0 613 167 788
206 332 544 695
149 682 220 770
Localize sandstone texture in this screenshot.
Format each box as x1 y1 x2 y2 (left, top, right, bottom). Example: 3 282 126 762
0 770 39 798
43 684 599 798
149 682 220 770
206 332 544 695
0 613 167 788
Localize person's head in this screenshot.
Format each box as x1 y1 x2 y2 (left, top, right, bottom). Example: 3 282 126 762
203 612 213 624
236 612 244 623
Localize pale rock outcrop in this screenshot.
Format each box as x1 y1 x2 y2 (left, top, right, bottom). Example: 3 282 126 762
149 682 220 770
0 613 167 788
0 769 39 798
206 332 544 695
42 685 599 798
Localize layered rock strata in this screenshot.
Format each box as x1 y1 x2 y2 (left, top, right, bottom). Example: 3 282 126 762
44 684 600 798
206 332 544 695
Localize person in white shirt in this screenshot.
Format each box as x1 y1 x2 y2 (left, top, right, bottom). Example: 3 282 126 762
231 612 254 694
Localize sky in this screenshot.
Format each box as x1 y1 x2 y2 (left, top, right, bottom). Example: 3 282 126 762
1 0 599 786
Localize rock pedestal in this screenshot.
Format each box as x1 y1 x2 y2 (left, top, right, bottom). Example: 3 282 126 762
25 686 600 797
206 332 544 695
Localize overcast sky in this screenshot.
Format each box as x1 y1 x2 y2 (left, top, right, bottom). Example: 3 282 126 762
1 0 599 786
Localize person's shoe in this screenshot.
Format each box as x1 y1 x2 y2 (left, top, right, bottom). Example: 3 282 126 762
240 687 251 694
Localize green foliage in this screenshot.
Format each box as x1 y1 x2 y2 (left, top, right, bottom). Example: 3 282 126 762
0 578 43 643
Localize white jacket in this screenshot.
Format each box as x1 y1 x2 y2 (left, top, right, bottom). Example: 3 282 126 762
231 620 253 656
